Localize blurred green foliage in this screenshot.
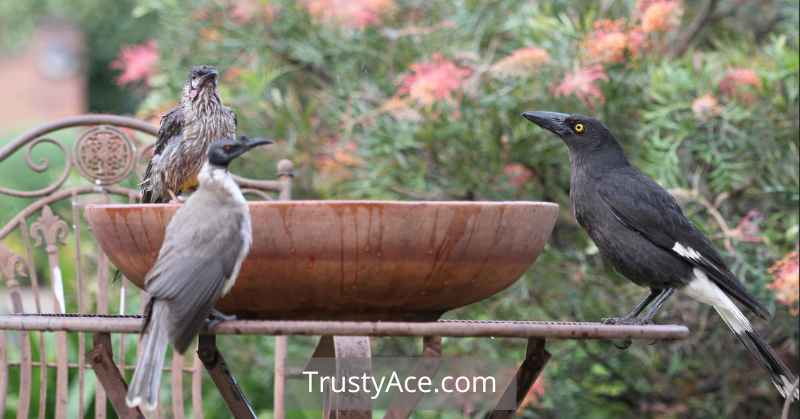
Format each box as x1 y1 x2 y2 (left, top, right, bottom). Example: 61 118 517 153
1 0 798 418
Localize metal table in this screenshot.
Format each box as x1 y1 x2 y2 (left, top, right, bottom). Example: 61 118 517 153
0 314 688 418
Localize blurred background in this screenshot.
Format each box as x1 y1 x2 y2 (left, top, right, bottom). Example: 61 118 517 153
0 0 798 418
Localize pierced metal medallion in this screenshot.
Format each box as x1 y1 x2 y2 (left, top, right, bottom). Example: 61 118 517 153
74 126 135 185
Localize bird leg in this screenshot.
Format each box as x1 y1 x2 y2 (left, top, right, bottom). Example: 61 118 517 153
607 288 675 350
635 288 674 323
602 289 660 325
167 190 186 204
205 309 237 330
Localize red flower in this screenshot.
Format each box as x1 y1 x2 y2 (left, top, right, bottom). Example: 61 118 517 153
768 251 799 315
719 68 762 104
305 0 394 29
111 40 159 86
397 54 472 107
230 0 279 24
314 140 363 185
638 0 683 33
490 47 550 78
504 163 534 189
553 66 608 110
729 209 763 243
691 93 722 121
517 376 546 411
584 20 629 64
626 27 648 58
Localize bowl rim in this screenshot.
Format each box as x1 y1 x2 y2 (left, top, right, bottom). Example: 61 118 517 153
85 200 560 209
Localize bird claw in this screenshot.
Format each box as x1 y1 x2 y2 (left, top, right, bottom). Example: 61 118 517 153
601 316 652 326
205 309 237 330
603 316 654 350
167 190 186 204
613 339 633 350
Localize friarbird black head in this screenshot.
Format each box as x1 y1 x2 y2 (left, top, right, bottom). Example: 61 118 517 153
208 136 273 167
521 111 618 153
185 65 219 102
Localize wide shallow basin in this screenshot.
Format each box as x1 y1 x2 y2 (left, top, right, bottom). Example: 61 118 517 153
85 201 558 320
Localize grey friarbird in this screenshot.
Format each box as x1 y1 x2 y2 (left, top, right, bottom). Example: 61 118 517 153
522 110 798 401
140 65 237 203
126 135 271 410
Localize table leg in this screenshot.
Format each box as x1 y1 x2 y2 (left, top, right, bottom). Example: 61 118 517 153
88 332 143 419
383 336 442 419
197 334 256 419
487 337 550 419
310 336 372 419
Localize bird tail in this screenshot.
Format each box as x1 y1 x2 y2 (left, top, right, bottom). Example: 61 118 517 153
686 268 798 401
126 301 169 410
713 292 799 401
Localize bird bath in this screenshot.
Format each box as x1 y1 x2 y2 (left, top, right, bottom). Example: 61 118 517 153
85 201 558 321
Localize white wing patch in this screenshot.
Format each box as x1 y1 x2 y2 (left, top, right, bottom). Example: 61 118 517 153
672 242 703 262
683 268 752 334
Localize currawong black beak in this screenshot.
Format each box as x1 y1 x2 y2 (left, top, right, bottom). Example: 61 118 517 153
522 111 571 137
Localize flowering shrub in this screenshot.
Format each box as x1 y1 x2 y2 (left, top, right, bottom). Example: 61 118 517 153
769 251 799 315
397 53 471 107
305 0 394 29
114 0 797 416
110 40 159 86
554 65 609 109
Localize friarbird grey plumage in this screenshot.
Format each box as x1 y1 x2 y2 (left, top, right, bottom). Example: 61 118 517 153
140 65 237 203
522 110 798 401
126 135 272 410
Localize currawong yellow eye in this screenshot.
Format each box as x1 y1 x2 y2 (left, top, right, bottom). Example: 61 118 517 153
574 123 585 134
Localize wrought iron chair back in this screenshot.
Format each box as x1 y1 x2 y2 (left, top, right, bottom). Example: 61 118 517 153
0 114 292 418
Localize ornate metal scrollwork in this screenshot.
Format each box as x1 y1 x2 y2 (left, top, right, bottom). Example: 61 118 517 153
30 206 68 254
73 126 136 185
0 137 71 198
0 243 29 287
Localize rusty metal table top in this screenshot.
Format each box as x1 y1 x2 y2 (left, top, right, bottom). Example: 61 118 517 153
0 314 689 340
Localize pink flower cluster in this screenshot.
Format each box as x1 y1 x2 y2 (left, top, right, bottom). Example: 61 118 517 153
490 47 550 79
111 40 159 87
553 66 609 110
691 93 722 121
305 0 394 29
584 19 631 64
768 251 799 315
637 0 683 33
553 1 683 108
719 68 761 104
397 54 472 107
503 163 535 189
230 0 279 24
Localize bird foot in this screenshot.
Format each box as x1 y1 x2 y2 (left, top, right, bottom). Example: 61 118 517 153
601 316 652 326
205 309 237 330
167 190 186 204
613 339 633 350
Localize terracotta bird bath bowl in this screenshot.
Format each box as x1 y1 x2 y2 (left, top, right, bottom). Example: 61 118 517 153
85 201 558 320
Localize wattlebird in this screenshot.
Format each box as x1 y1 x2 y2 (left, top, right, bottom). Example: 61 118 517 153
522 111 798 401
140 64 237 203
126 135 272 410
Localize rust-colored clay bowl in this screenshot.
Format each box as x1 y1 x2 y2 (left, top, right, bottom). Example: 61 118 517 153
85 201 558 320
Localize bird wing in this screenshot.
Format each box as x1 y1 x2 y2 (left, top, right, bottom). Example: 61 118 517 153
229 107 237 130
596 166 769 319
143 201 246 352
141 107 184 202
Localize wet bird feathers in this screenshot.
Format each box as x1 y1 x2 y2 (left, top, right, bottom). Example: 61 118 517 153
140 94 236 203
